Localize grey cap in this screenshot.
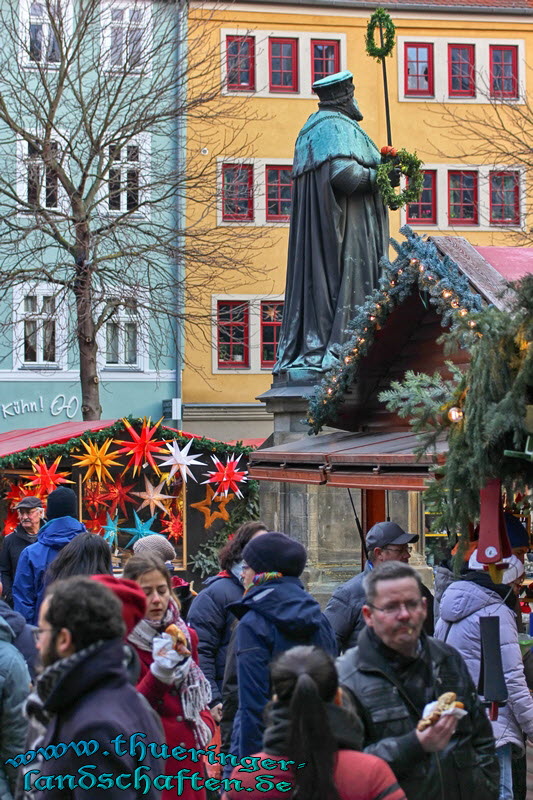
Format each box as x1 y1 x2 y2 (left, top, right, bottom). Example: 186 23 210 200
133 534 176 561
366 521 419 552
14 496 44 510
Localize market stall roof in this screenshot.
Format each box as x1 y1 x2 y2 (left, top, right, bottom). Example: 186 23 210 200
249 430 446 490
0 420 264 460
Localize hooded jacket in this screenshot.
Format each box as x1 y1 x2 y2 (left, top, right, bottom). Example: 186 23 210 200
0 615 31 800
435 577 533 750
0 525 39 606
13 516 86 624
0 598 37 680
227 576 336 760
187 570 244 705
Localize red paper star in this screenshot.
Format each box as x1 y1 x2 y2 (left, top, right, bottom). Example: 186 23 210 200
3 510 19 536
160 512 184 543
83 481 108 511
84 511 107 535
5 482 39 505
26 457 73 495
203 453 248 499
114 418 166 476
100 478 137 517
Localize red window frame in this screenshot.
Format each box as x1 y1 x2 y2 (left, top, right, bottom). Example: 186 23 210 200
269 38 298 93
406 170 437 224
448 171 478 225
260 301 284 368
490 45 518 99
311 40 340 84
222 164 254 221
217 301 249 368
404 43 434 96
265 166 292 221
489 171 520 225
448 44 475 97
226 35 255 91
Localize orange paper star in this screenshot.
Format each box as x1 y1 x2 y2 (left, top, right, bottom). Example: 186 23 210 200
114 418 166 477
190 485 234 529
72 438 123 483
26 457 73 495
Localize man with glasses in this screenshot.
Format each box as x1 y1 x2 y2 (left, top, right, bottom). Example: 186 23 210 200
325 521 434 653
337 561 499 800
0 496 44 607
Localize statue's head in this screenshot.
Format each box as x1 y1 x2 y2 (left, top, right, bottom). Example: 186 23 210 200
312 70 363 121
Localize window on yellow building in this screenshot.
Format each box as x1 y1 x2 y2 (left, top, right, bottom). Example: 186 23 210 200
490 46 518 99
226 35 255 91
448 44 475 97
269 38 298 92
311 40 339 83
404 43 433 96
265 166 292 221
489 171 520 225
260 301 284 367
217 301 250 367
406 170 436 224
222 164 254 221
448 171 478 225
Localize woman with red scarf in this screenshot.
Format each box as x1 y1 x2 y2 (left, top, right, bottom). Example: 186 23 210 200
124 554 215 800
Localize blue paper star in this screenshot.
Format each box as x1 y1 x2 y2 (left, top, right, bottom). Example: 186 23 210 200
123 511 157 548
102 513 122 548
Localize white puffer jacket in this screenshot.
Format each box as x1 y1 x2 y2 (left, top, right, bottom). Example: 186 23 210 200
435 579 533 751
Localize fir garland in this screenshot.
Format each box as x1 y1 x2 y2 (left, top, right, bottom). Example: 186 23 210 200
307 227 483 434
365 8 396 60
377 149 424 211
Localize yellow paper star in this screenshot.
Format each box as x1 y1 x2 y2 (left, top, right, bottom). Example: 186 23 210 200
72 438 123 483
190 485 234 529
132 476 176 517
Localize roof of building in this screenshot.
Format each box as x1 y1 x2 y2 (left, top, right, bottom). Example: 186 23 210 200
240 0 533 12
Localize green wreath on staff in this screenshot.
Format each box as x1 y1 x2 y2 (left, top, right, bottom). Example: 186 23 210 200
377 149 424 211
365 8 396 60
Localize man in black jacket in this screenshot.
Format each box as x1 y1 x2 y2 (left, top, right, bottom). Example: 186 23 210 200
0 496 43 606
337 561 499 800
21 576 163 800
325 521 434 653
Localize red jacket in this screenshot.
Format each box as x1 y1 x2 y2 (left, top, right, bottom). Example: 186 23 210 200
133 626 215 800
224 749 407 800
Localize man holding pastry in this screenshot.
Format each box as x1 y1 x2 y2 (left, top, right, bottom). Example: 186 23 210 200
337 562 499 800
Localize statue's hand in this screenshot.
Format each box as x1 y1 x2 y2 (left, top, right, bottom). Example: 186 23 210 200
389 168 401 188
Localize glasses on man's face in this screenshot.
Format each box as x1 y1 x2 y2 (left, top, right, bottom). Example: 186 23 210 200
32 626 53 642
382 545 412 555
368 599 423 616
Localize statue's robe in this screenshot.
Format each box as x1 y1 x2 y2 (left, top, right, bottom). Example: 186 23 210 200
273 111 389 375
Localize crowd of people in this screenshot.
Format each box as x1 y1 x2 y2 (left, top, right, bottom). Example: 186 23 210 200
0 490 530 800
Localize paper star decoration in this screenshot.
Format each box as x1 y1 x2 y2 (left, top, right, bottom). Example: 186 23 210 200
85 510 107 535
3 509 19 537
100 478 137 517
5 482 37 505
114 417 166 477
102 513 122 548
156 439 205 483
160 512 184 543
132 476 176 517
123 511 157 548
72 438 123 483
191 485 234 529
83 481 108 515
26 457 74 495
203 453 248 499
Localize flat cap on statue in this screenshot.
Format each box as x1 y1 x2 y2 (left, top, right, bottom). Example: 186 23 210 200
312 70 354 102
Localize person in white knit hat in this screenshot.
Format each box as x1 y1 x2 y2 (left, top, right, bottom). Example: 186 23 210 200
133 534 175 562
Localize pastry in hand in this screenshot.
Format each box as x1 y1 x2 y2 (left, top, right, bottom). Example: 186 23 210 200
165 624 191 657
417 692 465 731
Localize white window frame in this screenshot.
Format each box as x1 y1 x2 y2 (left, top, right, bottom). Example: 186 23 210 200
16 134 68 214
221 29 346 98
100 133 151 218
100 0 152 73
400 163 525 231
19 0 72 69
211 294 284 375
398 36 526 104
97 294 149 372
12 282 67 369
217 158 293 227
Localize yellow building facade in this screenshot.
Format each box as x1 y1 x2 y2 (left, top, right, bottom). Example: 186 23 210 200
182 0 532 441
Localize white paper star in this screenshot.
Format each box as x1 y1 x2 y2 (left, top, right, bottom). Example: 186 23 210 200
132 476 176 516
156 439 205 483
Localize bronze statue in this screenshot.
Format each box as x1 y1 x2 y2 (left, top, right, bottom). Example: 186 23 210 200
274 71 393 378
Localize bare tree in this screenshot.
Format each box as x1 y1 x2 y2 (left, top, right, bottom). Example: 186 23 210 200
0 0 267 418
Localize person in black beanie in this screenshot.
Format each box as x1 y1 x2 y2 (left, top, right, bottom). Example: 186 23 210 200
13 487 86 624
226 531 336 765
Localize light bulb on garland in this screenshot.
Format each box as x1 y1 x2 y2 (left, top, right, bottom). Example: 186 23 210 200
442 290 453 299
459 308 468 317
448 407 464 424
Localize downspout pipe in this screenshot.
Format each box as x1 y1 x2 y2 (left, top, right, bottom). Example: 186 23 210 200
174 0 187 429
